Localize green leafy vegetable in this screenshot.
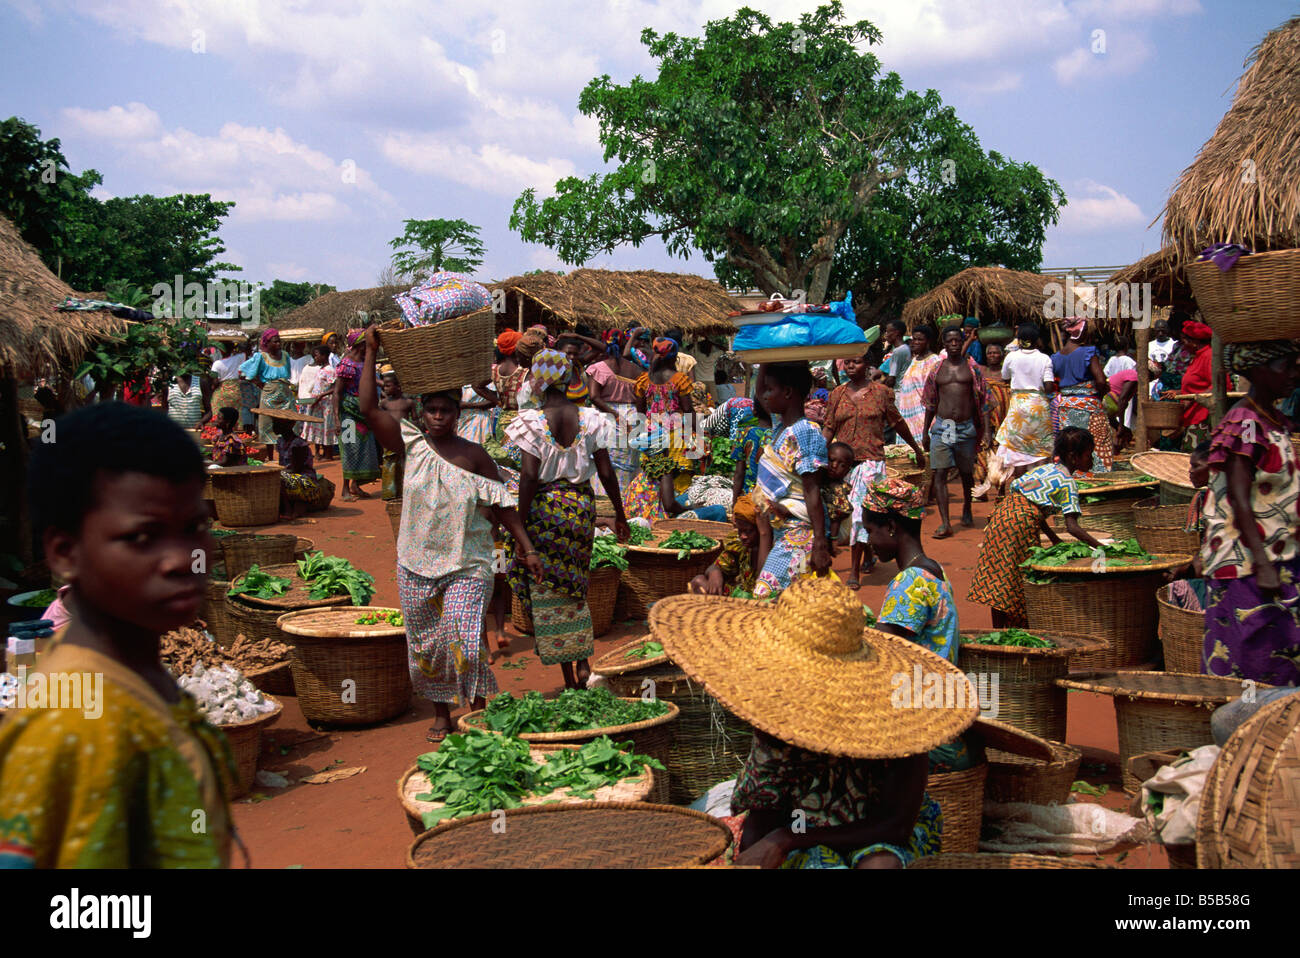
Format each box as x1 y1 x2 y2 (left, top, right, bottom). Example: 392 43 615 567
658 530 718 559
730 587 754 599
623 640 664 660
296 551 375 605
228 565 293 599
625 524 655 546
18 589 57 608
482 688 669 737
1022 538 1153 570
977 628 1055 649
1070 780 1109 797
590 536 629 571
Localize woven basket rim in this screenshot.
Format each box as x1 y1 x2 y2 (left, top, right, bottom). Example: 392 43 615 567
244 660 291 679
212 693 283 731
1074 476 1161 496
210 464 283 477
459 699 681 740
276 605 405 639
1155 585 1204 617
1055 669 1261 703
1025 553 1193 575
959 628 1109 658
1129 451 1194 490
988 739 1082 769
227 562 355 610
591 636 671 676
404 801 731 869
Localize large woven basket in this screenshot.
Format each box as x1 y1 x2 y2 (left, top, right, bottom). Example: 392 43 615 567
199 578 237 648
245 660 294 696
458 699 679 803
986 740 1082 807
1185 248 1300 343
1048 479 1158 540
406 802 732 869
220 533 298 579
1023 571 1166 670
277 607 412 726
909 853 1105 869
1155 585 1205 675
594 641 754 805
218 696 282 799
385 498 402 539
927 763 989 854
510 566 621 638
1141 399 1184 431
957 629 1108 742
1133 497 1199 556
621 530 723 619
377 309 495 395
210 465 282 527
1056 671 1251 793
1197 692 1300 868
397 742 656 836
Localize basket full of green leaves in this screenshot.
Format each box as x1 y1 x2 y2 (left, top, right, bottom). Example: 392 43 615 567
621 522 724 619
223 559 363 649
397 731 662 834
458 688 679 802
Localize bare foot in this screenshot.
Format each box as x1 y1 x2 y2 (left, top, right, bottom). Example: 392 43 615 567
846 578 860 590
960 510 975 528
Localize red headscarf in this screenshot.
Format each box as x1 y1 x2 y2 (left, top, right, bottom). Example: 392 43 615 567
1181 320 1213 343
496 329 521 355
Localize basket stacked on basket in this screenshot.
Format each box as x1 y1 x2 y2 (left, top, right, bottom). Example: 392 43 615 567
1049 474 1160 540
1056 671 1254 793
406 802 732 869
220 533 299 579
210 465 283 527
1155 585 1205 674
957 629 1109 742
277 607 412 726
593 636 754 805
510 565 621 638
376 308 495 396
620 520 725 619
221 696 283 798
1133 497 1199 555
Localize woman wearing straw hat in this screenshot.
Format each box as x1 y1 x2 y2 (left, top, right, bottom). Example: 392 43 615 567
332 329 381 500
1200 340 1300 687
239 328 295 454
357 327 543 742
650 578 976 868
1049 317 1113 473
688 493 762 597
505 348 630 689
257 407 336 518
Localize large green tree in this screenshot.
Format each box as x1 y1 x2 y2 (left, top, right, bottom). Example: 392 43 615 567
257 279 336 318
510 3 1064 314
389 218 485 277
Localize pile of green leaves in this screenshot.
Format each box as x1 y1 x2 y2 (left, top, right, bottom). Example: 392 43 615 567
1022 538 1152 570
413 731 663 825
623 639 664 660
210 529 238 539
482 688 669 737
658 530 718 559
19 588 57 608
590 537 629 571
977 628 1055 649
730 587 754 599
296 552 375 605
228 565 292 599
625 524 655 546
705 436 737 477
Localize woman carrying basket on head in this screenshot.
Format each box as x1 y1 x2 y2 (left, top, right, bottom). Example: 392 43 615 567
358 327 542 743
505 349 630 690
238 328 294 455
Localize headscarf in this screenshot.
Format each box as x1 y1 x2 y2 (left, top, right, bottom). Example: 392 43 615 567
378 364 396 377
345 328 365 348
676 353 698 376
861 478 927 520
1064 317 1087 341
529 348 571 393
733 494 758 526
260 327 280 351
603 329 629 356
321 332 337 346
515 328 547 367
653 337 679 360
1223 340 1300 376
496 329 521 355
1181 320 1213 343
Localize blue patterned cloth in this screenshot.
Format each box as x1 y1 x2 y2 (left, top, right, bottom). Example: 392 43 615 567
782 795 943 868
1010 461 1081 515
878 567 960 663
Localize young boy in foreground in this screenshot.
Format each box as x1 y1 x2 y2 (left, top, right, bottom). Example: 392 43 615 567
0 403 234 868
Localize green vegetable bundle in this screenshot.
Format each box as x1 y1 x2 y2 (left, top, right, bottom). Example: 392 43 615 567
976 628 1055 649
658 530 718 559
590 536 629 571
1022 538 1153 570
19 589 57 608
482 688 669 738
625 524 655 546
228 565 292 599
296 551 375 605
705 436 738 477
623 640 664 660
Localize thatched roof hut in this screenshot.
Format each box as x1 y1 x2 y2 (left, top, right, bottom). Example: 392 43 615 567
902 267 1068 330
274 285 407 339
0 214 128 377
1160 17 1300 259
1106 247 1196 312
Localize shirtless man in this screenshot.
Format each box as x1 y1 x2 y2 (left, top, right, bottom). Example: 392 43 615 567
923 325 986 538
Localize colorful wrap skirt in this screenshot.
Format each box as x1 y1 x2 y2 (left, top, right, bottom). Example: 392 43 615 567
606 402 641 495
1203 556 1300 687
213 379 242 418
256 379 295 444
280 472 335 512
995 390 1054 467
967 490 1041 625
1051 384 1113 472
298 399 339 446
398 564 496 706
339 393 381 483
507 479 596 665
238 380 260 426
754 517 817 600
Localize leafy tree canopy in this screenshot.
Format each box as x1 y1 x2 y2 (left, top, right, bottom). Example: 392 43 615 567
257 279 336 318
389 218 485 277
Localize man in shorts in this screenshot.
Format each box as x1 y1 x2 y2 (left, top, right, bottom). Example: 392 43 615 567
922 325 988 538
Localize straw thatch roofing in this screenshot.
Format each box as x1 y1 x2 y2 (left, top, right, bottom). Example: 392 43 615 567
274 285 407 338
902 267 1068 329
0 215 128 377
1106 247 1197 312
1161 17 1300 258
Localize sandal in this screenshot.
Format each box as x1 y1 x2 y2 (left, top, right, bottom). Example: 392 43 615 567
846 578 860 590
425 721 452 743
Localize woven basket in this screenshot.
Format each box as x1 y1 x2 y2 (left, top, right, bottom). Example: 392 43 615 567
927 763 989 853
199 579 237 648
220 533 298 579
218 696 282 799
397 742 656 836
957 630 1107 741
458 700 679 803
621 535 723 620
508 566 621 638
294 537 314 559
377 309 495 395
210 465 282 527
986 742 1082 806
245 660 294 696
1023 572 1164 670
406 802 732 869
1156 585 1205 675
1196 692 1300 868
385 498 402 540
595 645 754 805
224 563 352 649
1185 249 1300 343
908 852 1105 869
1056 671 1249 793
1048 484 1156 540
1141 399 1184 431
277 607 412 726
1133 497 1199 556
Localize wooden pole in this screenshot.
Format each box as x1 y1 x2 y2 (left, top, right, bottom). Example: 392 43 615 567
1210 332 1227 427
517 294 523 333
1135 323 1150 451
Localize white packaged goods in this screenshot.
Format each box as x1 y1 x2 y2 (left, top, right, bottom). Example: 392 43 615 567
178 663 278 726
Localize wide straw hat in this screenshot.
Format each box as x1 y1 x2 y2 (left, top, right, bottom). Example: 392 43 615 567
251 406 324 424
649 578 978 759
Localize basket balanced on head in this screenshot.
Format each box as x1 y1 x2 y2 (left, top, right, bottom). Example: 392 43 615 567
376 307 495 396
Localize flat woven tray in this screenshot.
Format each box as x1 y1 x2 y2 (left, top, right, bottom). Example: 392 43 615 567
1129 451 1194 491
626 531 723 557
1056 670 1258 704
959 629 1109 659
406 802 731 868
592 636 669 675
1025 553 1192 575
908 853 1108 870
734 342 869 363
227 563 355 611
277 327 324 342
277 606 404 638
1073 475 1161 496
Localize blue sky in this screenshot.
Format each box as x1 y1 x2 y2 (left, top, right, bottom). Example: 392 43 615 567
2 0 1294 291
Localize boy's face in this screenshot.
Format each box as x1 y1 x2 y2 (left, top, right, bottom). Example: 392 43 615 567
47 472 211 636
828 447 854 480
381 375 401 398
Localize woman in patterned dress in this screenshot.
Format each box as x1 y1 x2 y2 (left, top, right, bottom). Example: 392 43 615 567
357 327 543 742
587 328 645 495
994 324 1057 480
297 344 339 459
238 328 294 453
630 338 697 519
688 493 762 596
894 324 942 451
332 330 381 500
1050 318 1114 473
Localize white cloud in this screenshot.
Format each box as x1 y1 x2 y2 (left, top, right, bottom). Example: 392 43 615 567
266 261 311 280
1056 179 1145 233
62 101 162 139
1053 30 1152 84
379 133 576 196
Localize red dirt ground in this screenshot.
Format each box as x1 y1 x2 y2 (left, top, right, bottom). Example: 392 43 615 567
227 458 1171 868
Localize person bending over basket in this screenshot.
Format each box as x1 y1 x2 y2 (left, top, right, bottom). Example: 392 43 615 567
649 578 977 869
358 327 543 743
1200 341 1300 687
968 427 1104 628
0 403 234 867
688 493 761 597
264 410 335 519
505 348 631 690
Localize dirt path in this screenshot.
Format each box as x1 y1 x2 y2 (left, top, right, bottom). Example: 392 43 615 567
227 460 1168 868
